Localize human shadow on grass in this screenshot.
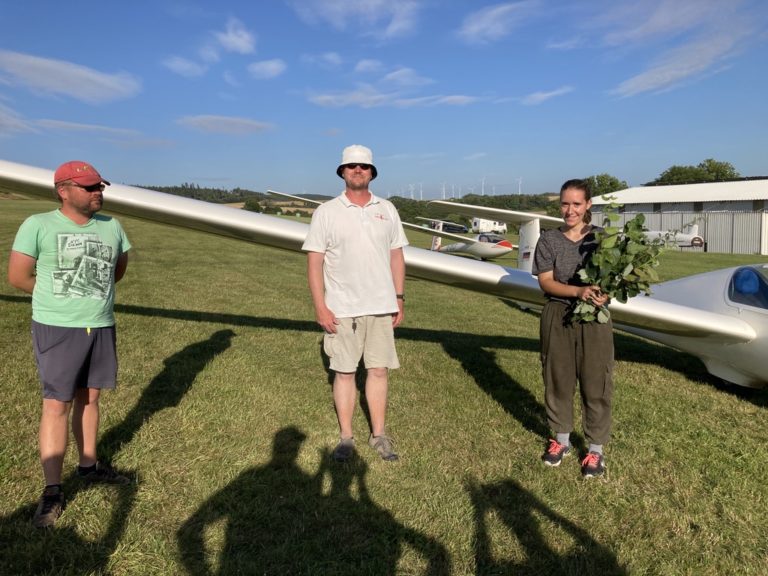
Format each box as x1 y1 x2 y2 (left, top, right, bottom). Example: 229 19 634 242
98 328 235 462
0 328 233 573
467 477 628 575
439 334 551 440
0 470 138 575
178 426 451 575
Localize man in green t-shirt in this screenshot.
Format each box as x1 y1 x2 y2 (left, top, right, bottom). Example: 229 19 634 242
8 160 132 528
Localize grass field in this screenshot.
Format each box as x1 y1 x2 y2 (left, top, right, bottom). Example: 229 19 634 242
1 198 767 575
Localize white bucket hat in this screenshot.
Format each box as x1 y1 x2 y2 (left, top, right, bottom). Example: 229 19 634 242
336 144 377 180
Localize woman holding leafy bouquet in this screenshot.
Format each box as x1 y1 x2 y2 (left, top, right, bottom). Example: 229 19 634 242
532 179 613 479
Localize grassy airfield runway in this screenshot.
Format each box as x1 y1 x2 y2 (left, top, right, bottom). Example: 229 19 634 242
1 199 767 575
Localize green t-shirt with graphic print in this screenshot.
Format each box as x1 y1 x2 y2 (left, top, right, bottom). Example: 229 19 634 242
12 209 131 327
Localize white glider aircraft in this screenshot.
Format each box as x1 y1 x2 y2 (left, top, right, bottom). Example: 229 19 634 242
646 224 705 249
414 217 514 261
1 160 766 389
267 190 514 261
427 200 564 272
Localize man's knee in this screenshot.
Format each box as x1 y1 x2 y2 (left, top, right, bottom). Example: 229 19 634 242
367 367 388 379
42 398 71 418
334 371 356 385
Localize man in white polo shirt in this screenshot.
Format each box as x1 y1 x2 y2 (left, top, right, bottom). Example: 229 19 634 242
302 145 408 462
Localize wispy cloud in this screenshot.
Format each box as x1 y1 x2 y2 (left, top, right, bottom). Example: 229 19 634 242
309 59 478 108
611 32 740 97
521 85 573 105
381 67 433 87
247 59 287 80
354 59 383 73
177 115 274 134
35 119 140 137
463 152 487 161
289 0 421 40
162 56 207 78
599 0 758 96
223 71 240 87
199 44 221 64
215 17 256 54
0 102 33 135
35 118 170 148
457 1 538 45
308 85 478 108
546 37 583 51
0 50 140 104
165 18 257 77
308 86 394 108
601 0 723 46
301 52 343 68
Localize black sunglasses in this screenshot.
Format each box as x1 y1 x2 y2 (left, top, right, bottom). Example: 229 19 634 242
345 163 372 171
70 182 106 193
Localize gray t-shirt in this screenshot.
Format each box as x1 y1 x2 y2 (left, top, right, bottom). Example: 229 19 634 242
532 226 601 303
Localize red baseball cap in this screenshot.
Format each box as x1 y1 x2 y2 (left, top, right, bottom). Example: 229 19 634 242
54 161 110 186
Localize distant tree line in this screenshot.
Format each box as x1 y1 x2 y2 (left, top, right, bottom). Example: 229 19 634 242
141 157 747 225
141 183 267 204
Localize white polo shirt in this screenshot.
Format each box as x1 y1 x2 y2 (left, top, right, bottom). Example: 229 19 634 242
302 191 409 318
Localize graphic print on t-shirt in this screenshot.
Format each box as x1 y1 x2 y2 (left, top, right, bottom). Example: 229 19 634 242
53 233 113 299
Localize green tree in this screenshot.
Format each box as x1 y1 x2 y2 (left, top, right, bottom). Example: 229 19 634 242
583 174 628 198
649 159 740 185
698 158 739 181
243 197 262 212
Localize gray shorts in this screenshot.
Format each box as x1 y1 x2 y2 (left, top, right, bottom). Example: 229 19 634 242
32 321 118 402
324 315 400 373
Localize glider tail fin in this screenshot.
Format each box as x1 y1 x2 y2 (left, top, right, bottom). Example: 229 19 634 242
517 219 542 273
430 221 443 251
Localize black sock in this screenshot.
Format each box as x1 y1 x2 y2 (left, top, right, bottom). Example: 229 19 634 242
78 464 97 476
44 484 62 495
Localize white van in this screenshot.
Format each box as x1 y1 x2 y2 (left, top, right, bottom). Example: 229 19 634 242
471 218 507 234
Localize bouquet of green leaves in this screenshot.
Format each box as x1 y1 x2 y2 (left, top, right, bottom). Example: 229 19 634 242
571 198 664 324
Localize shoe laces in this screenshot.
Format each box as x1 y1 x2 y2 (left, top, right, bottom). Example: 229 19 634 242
581 452 601 467
546 439 566 455
373 434 394 447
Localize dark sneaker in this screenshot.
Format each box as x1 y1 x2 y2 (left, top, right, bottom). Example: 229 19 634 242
332 437 356 462
542 439 571 467
368 434 399 461
33 486 65 528
78 462 130 485
581 452 605 478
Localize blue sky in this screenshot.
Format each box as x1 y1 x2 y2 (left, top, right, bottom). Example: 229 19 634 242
1 0 766 199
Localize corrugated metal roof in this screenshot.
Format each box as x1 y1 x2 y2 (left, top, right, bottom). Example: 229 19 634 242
591 179 768 205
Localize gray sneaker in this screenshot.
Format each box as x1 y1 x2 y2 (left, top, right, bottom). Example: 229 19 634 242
332 437 355 462
33 486 65 528
368 434 399 461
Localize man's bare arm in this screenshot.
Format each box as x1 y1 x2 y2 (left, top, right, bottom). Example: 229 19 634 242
8 251 37 294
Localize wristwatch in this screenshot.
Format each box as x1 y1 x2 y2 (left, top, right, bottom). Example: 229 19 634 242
396 294 405 301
